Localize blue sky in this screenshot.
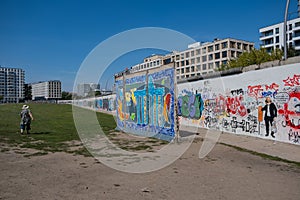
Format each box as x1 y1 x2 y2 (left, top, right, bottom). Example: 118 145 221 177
0 0 297 91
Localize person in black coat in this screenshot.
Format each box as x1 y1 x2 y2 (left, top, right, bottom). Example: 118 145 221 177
261 97 277 138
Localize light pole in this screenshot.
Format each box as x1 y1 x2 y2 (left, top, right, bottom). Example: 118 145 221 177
284 0 290 60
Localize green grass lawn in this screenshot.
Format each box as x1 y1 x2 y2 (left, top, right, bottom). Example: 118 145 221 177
0 103 117 156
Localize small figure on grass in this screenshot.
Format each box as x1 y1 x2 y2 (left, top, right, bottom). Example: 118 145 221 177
20 105 34 135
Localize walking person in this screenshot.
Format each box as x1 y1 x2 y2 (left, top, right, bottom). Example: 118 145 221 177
261 97 277 138
20 105 34 135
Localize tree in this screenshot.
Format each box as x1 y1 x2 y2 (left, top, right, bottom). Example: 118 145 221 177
218 47 280 71
24 84 32 100
270 48 284 61
61 91 72 100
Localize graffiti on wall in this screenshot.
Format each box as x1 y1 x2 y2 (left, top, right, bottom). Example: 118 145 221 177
115 67 176 140
178 66 300 145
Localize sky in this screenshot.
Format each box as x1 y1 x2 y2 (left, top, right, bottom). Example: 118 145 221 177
0 0 297 92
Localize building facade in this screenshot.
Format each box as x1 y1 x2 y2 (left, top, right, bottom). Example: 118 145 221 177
171 38 254 80
117 38 254 81
129 54 164 73
76 83 100 97
259 17 300 53
31 80 62 100
0 66 25 103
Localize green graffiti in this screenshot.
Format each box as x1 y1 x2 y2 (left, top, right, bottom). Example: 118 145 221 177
130 113 136 120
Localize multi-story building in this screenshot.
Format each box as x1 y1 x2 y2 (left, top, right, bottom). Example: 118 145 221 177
129 54 165 73
77 83 100 97
171 38 254 80
0 66 25 103
259 17 300 53
31 80 62 100
115 38 254 81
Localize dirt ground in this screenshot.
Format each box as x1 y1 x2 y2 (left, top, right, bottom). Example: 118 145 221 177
1 139 299 200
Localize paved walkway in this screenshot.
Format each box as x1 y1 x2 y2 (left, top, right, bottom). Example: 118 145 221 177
180 125 300 163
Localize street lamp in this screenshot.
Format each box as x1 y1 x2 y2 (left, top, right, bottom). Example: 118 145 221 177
284 0 290 60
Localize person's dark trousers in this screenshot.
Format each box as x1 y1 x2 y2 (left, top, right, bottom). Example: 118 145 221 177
265 116 273 136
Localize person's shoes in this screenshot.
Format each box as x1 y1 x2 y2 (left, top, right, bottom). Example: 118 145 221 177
271 131 275 138
265 133 269 136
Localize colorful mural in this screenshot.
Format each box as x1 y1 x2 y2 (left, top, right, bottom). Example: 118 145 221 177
115 66 176 141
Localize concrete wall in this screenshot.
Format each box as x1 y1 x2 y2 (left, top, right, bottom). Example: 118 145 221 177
178 63 300 145
73 62 300 145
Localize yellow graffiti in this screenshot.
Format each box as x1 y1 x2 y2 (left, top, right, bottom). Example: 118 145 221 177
118 99 129 121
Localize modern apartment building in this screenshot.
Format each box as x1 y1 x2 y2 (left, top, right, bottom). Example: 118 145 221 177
31 80 61 100
118 38 254 81
171 38 254 80
259 17 300 53
0 66 25 103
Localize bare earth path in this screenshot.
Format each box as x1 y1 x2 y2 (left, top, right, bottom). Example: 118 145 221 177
1 140 299 200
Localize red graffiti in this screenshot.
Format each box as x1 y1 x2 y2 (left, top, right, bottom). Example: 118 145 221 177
278 91 300 129
226 96 247 117
247 85 263 98
265 83 279 91
283 74 300 87
247 83 279 98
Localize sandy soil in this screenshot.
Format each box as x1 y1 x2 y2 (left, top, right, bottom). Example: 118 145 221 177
0 139 299 200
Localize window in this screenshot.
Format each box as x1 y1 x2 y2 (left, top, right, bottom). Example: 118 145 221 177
191 58 195 64
237 43 241 49
215 44 220 50
215 61 220 68
196 49 200 55
186 67 190 73
296 22 300 27
208 54 213 61
176 62 180 67
191 66 195 72
289 33 292 40
185 60 189 65
181 68 184 73
222 60 227 65
181 53 184 59
181 61 185 66
222 51 227 58
196 57 200 63
186 75 190 78
230 41 235 48
185 52 190 58
289 24 292 31
231 51 236 57
295 40 300 46
191 51 194 57
196 65 201 71
202 64 207 70
208 63 213 69
275 36 279 43
275 27 279 34
202 48 207 54
294 30 300 37
208 45 213 52
222 41 228 48
215 52 220 59
202 55 207 62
